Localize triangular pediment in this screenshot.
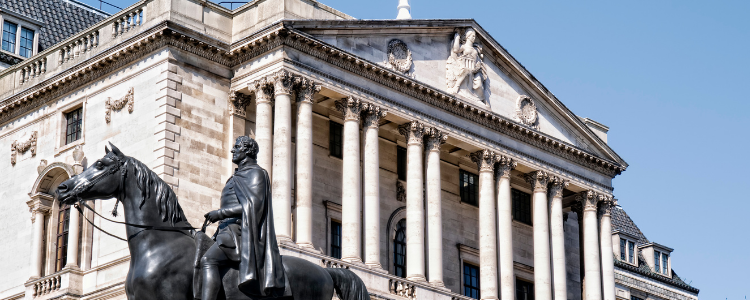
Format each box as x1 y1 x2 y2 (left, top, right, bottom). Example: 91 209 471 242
287 20 625 167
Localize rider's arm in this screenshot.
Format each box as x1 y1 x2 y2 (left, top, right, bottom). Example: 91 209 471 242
218 204 242 219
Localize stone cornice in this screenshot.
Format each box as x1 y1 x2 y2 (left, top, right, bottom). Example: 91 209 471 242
615 262 699 295
0 21 625 179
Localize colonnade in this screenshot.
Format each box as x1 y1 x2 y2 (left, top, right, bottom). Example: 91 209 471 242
240 70 618 300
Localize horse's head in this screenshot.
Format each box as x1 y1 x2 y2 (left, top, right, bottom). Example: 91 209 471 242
57 142 127 207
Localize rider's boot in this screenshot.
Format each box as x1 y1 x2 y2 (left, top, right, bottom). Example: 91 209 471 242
201 260 222 300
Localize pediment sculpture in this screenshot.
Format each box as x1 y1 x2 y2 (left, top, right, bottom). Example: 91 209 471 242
515 95 539 129
386 39 413 77
446 28 490 104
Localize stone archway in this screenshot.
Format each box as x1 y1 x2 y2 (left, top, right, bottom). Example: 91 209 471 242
385 206 406 276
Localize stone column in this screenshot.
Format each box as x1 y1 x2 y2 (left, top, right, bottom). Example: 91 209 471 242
425 127 447 286
65 208 81 269
229 91 250 170
295 79 320 249
599 196 616 300
577 191 602 300
251 78 274 177
495 155 517 300
271 70 297 244
336 97 365 263
398 121 426 281
362 104 387 268
548 176 569 300
471 150 499 299
26 195 52 279
526 171 552 300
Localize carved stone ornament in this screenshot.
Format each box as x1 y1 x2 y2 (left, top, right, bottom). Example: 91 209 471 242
495 155 517 178
396 181 406 202
446 28 490 103
547 176 569 198
251 77 275 105
11 131 37 165
334 96 364 121
37 159 48 175
398 121 425 145
470 149 496 172
362 103 387 128
525 170 550 192
296 78 320 104
575 190 599 212
271 69 298 96
424 127 448 152
105 87 134 123
386 39 413 76
598 195 615 216
515 95 539 129
229 91 252 118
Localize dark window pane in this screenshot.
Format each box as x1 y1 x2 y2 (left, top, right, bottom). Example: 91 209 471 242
628 241 635 263
632 296 644 300
654 251 660 273
463 263 480 299
516 278 534 300
65 108 83 144
397 146 407 181
620 239 626 261
512 189 532 225
394 219 406 278
330 220 342 259
459 169 479 206
19 28 33 57
329 121 343 159
55 205 71 272
2 21 17 53
662 254 668 274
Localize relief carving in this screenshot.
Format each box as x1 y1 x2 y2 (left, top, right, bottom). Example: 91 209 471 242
229 91 252 118
396 181 406 202
446 28 490 104
11 131 37 165
515 95 539 129
386 39 413 77
105 87 134 123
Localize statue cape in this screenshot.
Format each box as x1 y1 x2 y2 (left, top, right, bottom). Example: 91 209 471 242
231 164 286 297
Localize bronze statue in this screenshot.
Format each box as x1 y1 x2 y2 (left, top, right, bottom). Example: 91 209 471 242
56 140 370 300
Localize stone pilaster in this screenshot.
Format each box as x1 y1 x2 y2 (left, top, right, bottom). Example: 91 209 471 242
295 78 320 249
599 196 617 300
398 121 426 281
26 194 52 280
526 171 552 300
577 190 602 300
471 149 499 299
495 155 517 300
335 96 365 263
548 176 569 300
424 127 447 286
271 70 298 244
362 103 387 269
250 78 274 177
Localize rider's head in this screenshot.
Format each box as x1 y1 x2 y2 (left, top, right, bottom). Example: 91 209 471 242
233 136 259 164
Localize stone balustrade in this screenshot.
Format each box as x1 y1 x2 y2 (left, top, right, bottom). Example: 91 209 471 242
58 31 99 64
31 275 60 297
18 57 46 85
112 7 145 38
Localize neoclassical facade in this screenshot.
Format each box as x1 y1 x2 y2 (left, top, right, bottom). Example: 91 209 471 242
0 0 697 300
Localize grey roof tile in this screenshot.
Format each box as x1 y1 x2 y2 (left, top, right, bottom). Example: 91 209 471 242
611 206 650 245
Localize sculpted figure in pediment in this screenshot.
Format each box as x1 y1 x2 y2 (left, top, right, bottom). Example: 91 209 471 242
446 28 490 104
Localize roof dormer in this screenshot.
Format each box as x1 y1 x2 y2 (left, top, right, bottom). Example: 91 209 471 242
639 242 673 277
612 230 640 266
0 9 43 59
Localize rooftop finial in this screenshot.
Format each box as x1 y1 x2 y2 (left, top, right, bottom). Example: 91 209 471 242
396 0 411 20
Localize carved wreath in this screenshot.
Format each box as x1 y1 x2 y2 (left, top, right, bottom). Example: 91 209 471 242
387 39 413 75
515 95 539 129
11 131 37 165
105 87 134 123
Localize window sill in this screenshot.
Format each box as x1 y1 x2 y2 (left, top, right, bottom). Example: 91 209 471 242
55 138 84 157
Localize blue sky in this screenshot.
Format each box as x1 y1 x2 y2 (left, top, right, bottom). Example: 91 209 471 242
79 0 749 297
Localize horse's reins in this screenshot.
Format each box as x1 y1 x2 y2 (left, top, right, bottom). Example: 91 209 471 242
69 153 204 242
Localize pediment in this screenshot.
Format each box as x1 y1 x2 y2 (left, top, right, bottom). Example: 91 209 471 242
288 20 625 166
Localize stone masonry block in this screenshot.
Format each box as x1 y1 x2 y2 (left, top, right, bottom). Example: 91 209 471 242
155 105 181 118
160 174 179 186
152 165 175 176
154 148 175 159
155 122 181 135
155 139 180 152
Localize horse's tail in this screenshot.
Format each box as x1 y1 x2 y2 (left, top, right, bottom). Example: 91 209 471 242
325 268 370 300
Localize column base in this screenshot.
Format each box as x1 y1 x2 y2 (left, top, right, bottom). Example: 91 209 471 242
297 242 315 250
366 262 386 273
406 274 427 282
341 257 364 265
429 280 447 289
63 263 81 271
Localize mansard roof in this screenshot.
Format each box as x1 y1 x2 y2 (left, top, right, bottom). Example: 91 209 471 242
612 206 649 245
0 0 108 50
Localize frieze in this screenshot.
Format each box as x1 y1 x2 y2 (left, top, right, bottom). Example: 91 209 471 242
11 131 37 165
105 87 134 123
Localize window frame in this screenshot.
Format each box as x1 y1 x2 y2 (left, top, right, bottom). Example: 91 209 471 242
2 20 17 53
516 278 535 300
628 241 635 264
662 253 668 274
19 27 33 58
54 205 71 272
330 220 342 259
393 218 407 278
463 262 480 299
620 238 627 261
328 121 343 159
396 145 407 181
56 99 87 155
512 188 533 226
0 12 41 57
459 169 479 207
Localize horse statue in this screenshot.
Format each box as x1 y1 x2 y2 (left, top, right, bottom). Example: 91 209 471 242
56 143 369 300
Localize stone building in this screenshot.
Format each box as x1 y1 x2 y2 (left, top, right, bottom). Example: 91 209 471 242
0 0 698 300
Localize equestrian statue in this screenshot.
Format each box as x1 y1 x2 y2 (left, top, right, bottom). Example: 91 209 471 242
56 137 369 300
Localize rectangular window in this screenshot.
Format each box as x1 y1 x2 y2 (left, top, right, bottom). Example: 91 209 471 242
19 27 33 57
330 220 342 259
516 279 534 300
628 241 635 263
55 205 71 272
620 239 626 261
329 121 343 159
397 146 407 181
631 296 644 300
459 169 479 206
662 254 668 274
654 251 661 273
463 263 480 299
512 189 533 225
2 21 17 53
65 108 83 145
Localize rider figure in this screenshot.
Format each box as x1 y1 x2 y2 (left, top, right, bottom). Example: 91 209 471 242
201 136 286 299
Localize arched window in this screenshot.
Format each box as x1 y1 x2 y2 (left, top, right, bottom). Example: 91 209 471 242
393 219 407 278
55 204 71 272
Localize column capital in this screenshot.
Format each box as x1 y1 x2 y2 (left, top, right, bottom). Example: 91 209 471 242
296 77 320 104
271 70 297 96
495 155 517 178
575 190 600 212
525 171 551 192
335 96 365 121
362 103 388 128
598 196 616 217
26 193 53 222
424 127 448 152
250 78 274 105
547 175 569 199
470 149 497 173
398 121 425 146
229 91 252 118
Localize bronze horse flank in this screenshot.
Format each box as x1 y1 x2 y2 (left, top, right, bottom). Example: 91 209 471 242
56 143 369 300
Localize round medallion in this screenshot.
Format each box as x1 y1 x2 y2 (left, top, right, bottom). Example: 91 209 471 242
516 95 538 128
387 39 413 74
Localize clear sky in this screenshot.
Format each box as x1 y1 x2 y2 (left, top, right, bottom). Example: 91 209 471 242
79 0 749 297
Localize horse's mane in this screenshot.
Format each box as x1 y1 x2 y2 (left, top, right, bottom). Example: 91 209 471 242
127 156 185 225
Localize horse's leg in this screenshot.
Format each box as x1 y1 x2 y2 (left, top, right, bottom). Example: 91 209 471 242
281 256 335 300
